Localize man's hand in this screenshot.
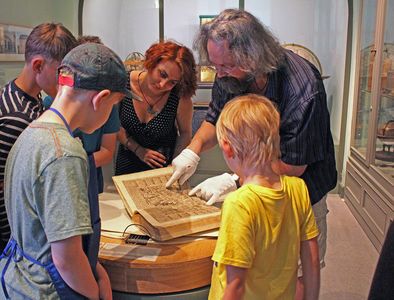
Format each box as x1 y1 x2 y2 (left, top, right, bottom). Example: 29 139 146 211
166 149 200 187
189 173 238 205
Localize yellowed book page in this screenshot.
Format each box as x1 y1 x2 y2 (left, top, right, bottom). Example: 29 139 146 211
112 167 221 241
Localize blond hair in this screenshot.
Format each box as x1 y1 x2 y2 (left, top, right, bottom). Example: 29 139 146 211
216 94 280 169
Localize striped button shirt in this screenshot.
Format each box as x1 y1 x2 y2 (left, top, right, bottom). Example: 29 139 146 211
206 50 337 205
0 80 43 243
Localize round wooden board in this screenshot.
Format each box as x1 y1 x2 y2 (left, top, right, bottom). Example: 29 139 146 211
99 236 217 294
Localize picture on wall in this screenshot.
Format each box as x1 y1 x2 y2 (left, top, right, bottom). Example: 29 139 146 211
199 15 217 26
198 15 218 85
0 23 32 61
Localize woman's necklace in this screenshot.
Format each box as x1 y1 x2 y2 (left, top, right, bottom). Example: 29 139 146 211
137 71 165 117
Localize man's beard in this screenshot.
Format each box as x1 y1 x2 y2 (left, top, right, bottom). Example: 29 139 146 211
216 74 255 94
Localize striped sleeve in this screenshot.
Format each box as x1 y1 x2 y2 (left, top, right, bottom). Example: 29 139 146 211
205 80 237 125
0 81 43 244
0 114 31 181
0 113 32 243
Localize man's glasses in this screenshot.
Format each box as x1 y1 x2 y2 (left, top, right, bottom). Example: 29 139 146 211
207 63 237 74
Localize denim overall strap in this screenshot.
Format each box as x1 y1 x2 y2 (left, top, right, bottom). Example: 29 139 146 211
0 237 86 299
0 237 45 299
1 238 17 299
82 154 101 278
0 160 99 299
48 108 73 137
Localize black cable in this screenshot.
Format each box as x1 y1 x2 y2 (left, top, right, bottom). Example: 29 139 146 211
122 223 152 238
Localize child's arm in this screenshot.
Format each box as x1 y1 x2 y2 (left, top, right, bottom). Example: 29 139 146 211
223 265 248 300
93 132 118 167
51 235 99 300
300 237 320 300
96 261 112 300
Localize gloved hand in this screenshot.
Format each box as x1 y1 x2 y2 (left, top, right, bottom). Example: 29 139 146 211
189 173 238 205
166 149 200 187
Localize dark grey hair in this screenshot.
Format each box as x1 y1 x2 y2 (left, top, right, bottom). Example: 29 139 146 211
193 9 285 75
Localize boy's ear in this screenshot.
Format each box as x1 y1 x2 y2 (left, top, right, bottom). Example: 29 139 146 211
221 140 234 159
92 90 111 111
31 57 45 73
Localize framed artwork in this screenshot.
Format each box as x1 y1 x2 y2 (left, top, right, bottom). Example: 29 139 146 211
198 15 218 85
199 15 217 26
0 23 32 61
197 65 216 84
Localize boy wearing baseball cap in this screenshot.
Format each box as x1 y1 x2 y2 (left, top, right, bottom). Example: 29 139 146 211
0 43 130 299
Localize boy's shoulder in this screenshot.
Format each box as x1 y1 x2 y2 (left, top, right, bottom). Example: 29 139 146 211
1 80 26 101
281 175 307 188
18 122 86 161
281 175 309 199
6 122 87 198
0 80 15 95
226 176 308 206
224 184 271 206
281 176 313 213
0 80 42 118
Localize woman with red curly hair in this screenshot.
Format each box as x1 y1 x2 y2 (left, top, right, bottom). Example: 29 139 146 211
115 41 197 175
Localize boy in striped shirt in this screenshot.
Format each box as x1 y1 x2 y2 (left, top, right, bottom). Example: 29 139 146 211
0 23 77 251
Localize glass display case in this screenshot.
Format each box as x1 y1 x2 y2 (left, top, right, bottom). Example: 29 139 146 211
375 44 394 175
345 0 394 251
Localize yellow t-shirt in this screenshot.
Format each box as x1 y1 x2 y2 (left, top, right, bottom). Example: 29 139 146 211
209 175 319 300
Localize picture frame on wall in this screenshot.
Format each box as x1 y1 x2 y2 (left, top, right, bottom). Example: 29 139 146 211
0 23 32 61
199 15 217 26
198 15 218 86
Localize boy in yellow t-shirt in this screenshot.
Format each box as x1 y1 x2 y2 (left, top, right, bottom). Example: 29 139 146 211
209 94 320 300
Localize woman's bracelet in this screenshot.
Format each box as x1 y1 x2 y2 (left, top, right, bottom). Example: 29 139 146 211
134 144 140 154
125 137 140 154
125 138 132 150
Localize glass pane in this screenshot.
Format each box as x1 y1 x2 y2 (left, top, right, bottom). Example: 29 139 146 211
352 0 378 157
83 0 160 60
164 0 238 49
375 0 394 182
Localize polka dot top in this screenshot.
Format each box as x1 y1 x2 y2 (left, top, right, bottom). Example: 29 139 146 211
115 72 180 175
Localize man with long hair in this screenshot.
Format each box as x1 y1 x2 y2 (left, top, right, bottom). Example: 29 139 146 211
167 9 337 299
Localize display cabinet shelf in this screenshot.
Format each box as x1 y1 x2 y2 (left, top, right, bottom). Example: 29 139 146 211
344 0 394 252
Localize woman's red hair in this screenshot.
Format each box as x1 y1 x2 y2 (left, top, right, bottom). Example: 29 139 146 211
144 41 197 98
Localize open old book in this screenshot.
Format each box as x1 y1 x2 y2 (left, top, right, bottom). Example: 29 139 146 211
112 167 221 241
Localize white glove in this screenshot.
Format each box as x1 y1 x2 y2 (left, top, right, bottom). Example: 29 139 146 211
166 149 200 187
189 173 238 205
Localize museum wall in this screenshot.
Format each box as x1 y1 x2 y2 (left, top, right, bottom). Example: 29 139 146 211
0 0 349 188
0 0 79 87
0 0 348 146
83 0 348 146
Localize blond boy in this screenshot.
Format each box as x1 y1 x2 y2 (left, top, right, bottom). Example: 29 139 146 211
209 94 320 300
0 43 130 299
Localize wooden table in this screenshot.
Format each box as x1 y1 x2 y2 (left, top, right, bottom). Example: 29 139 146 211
99 235 216 295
